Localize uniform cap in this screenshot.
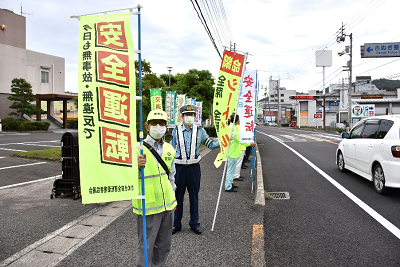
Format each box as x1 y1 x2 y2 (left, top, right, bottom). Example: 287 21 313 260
180 104 196 115
147 109 168 122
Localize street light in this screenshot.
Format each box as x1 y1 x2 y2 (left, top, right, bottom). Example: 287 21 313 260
167 66 173 87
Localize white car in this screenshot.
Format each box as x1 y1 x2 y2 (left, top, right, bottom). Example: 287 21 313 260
336 115 400 194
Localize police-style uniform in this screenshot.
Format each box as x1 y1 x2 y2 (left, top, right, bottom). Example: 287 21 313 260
170 105 219 232
133 110 176 267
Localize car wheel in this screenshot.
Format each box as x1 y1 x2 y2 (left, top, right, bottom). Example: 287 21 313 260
337 152 346 172
373 164 387 194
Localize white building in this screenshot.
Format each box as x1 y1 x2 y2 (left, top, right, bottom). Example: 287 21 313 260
0 8 68 121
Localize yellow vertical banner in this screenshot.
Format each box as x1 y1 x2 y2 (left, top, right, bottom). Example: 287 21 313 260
213 50 245 167
78 13 137 204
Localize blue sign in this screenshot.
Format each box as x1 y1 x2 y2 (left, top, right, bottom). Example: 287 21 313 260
318 106 330 112
329 102 339 106
364 42 400 58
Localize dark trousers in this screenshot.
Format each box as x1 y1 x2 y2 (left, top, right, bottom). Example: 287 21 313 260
173 163 201 229
242 146 252 165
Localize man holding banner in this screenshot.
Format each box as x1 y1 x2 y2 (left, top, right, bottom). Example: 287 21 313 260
132 110 177 267
170 104 220 235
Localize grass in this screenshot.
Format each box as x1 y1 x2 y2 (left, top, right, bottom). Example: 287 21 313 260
13 147 62 162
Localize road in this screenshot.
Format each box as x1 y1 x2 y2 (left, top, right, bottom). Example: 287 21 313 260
257 125 400 266
2 127 400 266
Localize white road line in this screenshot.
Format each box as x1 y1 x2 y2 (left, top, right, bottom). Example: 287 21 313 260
0 162 47 171
260 131 400 240
0 148 27 152
0 140 60 146
0 175 60 190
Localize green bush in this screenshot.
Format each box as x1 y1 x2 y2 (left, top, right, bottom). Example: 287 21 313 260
203 126 217 137
17 121 50 131
281 123 289 127
67 119 78 129
19 121 36 131
336 127 343 133
1 117 24 130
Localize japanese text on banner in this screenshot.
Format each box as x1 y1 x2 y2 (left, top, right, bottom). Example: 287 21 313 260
78 13 138 204
212 50 245 167
238 71 256 143
150 88 163 110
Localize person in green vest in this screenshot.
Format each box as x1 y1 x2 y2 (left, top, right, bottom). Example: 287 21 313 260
225 114 255 192
132 109 177 267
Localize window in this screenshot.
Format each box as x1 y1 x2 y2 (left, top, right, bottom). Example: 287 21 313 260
41 69 49 83
350 123 365 139
377 119 394 139
362 120 380 138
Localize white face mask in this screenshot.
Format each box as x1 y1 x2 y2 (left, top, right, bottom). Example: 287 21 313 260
149 125 166 139
184 116 195 126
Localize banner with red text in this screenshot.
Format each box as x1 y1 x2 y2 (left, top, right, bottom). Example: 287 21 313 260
150 88 163 110
238 71 256 143
78 13 137 204
212 50 245 167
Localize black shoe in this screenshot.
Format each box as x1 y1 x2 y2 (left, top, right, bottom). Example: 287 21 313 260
232 184 238 189
225 188 237 192
235 177 244 181
241 165 248 169
172 227 181 235
191 227 202 235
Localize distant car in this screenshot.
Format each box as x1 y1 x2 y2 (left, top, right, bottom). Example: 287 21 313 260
336 115 400 194
268 122 278 126
290 121 297 127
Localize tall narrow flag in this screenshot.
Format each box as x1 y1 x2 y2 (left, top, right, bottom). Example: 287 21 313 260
196 102 203 125
78 13 138 204
238 71 256 143
165 91 176 126
150 88 162 110
212 50 245 167
175 94 186 125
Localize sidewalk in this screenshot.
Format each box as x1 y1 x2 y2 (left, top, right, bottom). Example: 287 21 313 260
3 148 265 267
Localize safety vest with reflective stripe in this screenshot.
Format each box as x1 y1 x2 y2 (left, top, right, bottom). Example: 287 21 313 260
132 143 176 216
174 124 201 165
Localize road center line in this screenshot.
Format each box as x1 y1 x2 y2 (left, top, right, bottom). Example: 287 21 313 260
259 131 400 240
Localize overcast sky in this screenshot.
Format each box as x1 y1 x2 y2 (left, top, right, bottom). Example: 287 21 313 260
4 0 400 95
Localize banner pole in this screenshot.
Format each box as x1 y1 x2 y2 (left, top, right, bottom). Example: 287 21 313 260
137 4 148 267
250 71 258 193
211 52 248 231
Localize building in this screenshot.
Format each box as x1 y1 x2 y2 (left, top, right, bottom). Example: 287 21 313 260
0 8 72 123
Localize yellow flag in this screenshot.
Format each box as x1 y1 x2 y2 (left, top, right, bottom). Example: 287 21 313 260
78 13 138 204
213 50 245 167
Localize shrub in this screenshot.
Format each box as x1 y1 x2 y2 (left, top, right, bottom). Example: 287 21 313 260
67 119 78 129
17 121 50 131
281 123 289 127
203 126 217 137
19 121 36 131
336 127 343 133
2 117 24 130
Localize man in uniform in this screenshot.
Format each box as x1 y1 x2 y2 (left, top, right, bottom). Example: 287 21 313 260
170 104 220 235
132 109 176 267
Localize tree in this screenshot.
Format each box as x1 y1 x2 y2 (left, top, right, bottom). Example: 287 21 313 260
171 69 215 120
8 78 43 119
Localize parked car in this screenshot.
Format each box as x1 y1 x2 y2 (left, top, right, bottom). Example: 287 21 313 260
268 122 278 126
290 121 297 127
336 115 400 194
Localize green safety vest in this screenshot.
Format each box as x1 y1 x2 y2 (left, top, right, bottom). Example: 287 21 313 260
132 142 176 216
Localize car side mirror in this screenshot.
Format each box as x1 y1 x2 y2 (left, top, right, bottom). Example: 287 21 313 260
342 132 349 138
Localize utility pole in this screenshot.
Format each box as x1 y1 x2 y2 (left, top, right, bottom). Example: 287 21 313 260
337 22 353 129
277 79 281 125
